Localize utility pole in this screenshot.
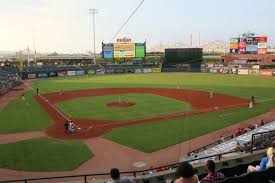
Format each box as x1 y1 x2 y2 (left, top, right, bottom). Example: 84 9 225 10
89 8 98 66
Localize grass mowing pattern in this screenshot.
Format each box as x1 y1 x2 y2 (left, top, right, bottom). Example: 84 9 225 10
0 138 92 171
56 94 192 121
105 101 275 152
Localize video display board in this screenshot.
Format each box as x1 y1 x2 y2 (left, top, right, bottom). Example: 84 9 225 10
113 43 135 58
229 34 267 54
135 43 145 58
102 42 146 59
102 43 114 58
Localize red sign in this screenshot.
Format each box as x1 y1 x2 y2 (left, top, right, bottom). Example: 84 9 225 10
239 41 246 49
117 37 132 43
258 37 267 42
258 48 267 54
239 48 246 53
260 70 272 76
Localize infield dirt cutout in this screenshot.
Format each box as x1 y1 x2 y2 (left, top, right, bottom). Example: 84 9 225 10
34 88 250 139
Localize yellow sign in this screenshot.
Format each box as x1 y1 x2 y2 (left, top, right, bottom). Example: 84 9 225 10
113 43 135 58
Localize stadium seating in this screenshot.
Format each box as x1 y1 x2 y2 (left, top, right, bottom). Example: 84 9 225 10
0 69 21 95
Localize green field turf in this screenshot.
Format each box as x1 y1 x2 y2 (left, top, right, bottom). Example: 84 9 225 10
0 138 92 171
105 100 275 152
0 73 275 157
0 91 53 134
56 94 192 121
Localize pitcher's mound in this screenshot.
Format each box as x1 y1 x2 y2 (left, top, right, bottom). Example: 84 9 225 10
106 102 136 108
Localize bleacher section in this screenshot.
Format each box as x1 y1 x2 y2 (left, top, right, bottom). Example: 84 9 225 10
0 70 21 95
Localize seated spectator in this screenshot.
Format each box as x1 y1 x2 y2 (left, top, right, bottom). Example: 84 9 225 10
247 147 274 173
109 168 134 183
201 160 225 183
175 162 198 183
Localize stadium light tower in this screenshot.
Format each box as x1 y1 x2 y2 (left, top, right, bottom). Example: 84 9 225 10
89 8 98 65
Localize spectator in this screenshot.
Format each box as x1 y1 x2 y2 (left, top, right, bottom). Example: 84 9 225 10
219 136 225 144
109 168 134 183
247 147 274 173
175 162 198 183
201 160 225 183
260 120 265 126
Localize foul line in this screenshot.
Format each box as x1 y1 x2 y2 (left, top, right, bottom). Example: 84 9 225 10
18 76 71 122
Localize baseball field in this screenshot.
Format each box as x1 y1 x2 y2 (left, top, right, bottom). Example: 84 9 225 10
0 73 275 172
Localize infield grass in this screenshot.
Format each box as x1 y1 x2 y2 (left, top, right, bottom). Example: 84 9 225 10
56 94 192 121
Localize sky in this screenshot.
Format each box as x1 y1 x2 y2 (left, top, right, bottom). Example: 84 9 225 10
0 0 275 53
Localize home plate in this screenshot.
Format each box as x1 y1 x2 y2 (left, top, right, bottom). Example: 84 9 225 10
133 161 147 168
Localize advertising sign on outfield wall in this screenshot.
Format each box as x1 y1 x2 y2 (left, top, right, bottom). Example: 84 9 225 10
142 68 152 73
115 69 125 73
134 68 143 73
76 70 85 76
260 70 272 76
127 69 134 73
152 68 161 73
27 74 36 79
49 71 57 77
87 69 96 75
249 69 259 75
96 69 105 74
67 71 76 76
209 68 218 73
238 69 249 75
58 71 67 77
37 73 49 78
207 63 214 68
105 69 114 74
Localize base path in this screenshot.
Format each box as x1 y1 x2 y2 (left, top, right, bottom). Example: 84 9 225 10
34 88 250 139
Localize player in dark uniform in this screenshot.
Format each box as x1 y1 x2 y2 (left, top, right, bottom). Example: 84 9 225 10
64 120 69 133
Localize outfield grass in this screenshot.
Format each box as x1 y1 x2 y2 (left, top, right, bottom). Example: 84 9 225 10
1 73 275 153
0 138 92 171
105 100 275 152
56 94 192 121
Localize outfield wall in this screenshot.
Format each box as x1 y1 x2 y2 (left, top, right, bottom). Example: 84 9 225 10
22 67 161 79
203 63 275 77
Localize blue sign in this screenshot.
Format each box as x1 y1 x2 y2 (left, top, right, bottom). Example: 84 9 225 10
76 70 85 75
246 45 258 52
104 51 114 58
37 73 48 78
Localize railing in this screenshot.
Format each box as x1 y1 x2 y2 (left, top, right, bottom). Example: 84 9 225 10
251 129 275 153
188 134 234 155
0 150 240 183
